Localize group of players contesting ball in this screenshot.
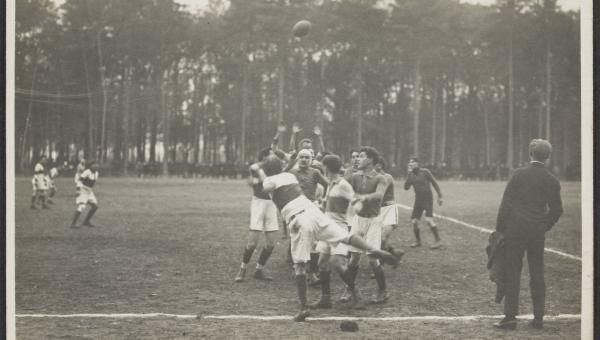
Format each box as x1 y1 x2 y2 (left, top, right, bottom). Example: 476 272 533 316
25 19 564 332
232 124 443 322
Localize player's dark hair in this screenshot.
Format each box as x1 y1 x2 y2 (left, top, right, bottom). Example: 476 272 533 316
409 156 419 163
262 155 283 176
257 147 272 162
529 139 552 161
350 149 359 155
359 146 380 165
322 154 343 173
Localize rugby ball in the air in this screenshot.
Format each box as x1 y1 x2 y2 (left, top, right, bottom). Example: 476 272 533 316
292 20 311 37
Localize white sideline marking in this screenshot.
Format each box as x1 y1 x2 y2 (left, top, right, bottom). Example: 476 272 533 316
16 313 581 322
395 204 582 262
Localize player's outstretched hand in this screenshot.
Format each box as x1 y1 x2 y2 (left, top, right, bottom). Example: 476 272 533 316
438 197 443 206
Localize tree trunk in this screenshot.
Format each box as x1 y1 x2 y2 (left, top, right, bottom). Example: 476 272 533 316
356 74 363 146
81 45 95 160
506 0 515 169
161 67 170 176
431 78 438 164
413 56 422 157
19 61 39 171
241 64 249 165
123 66 131 175
441 84 448 164
544 0 554 140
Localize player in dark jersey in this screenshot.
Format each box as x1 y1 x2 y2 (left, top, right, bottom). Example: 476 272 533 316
404 157 444 249
70 161 100 228
259 155 400 321
234 148 280 282
344 147 402 304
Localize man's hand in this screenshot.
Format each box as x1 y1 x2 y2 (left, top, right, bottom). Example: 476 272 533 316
313 126 321 136
437 197 443 206
292 123 302 134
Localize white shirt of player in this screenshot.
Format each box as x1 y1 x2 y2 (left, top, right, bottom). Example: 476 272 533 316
79 169 99 189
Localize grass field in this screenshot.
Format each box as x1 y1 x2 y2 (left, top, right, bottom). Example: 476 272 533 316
13 177 582 339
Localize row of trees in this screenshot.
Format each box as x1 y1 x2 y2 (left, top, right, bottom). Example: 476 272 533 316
15 0 580 178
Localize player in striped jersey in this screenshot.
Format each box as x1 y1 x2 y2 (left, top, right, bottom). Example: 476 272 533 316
259 155 400 321
70 161 100 228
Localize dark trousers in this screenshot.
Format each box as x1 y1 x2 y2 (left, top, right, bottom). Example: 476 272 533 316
503 230 546 318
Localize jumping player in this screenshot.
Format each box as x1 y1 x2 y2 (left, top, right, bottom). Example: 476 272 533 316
259 155 400 321
70 161 100 228
404 157 443 249
30 156 50 209
234 148 280 282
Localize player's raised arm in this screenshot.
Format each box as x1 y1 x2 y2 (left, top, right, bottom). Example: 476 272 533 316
288 123 301 153
313 126 325 153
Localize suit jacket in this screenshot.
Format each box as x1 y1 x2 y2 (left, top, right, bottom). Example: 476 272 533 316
496 162 563 236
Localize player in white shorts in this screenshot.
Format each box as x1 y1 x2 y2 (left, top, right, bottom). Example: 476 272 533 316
234 148 281 283
259 155 400 322
30 157 50 209
70 161 99 228
345 147 401 304
375 158 404 254
46 165 59 204
310 154 370 310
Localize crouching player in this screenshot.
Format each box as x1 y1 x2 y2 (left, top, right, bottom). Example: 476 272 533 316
70 161 100 228
259 155 400 322
234 148 280 282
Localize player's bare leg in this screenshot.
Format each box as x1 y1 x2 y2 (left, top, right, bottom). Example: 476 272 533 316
30 194 38 209
340 252 365 309
254 231 276 281
293 263 310 321
70 204 85 229
235 231 259 282
82 203 98 227
411 218 422 247
307 251 321 286
425 217 441 249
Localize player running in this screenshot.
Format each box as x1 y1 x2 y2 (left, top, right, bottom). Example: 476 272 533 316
404 157 444 249
46 164 59 204
30 156 50 209
259 155 400 321
70 161 100 228
234 148 281 282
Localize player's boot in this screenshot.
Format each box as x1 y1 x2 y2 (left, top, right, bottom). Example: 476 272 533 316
371 249 400 268
308 294 332 309
293 308 310 322
338 286 351 303
253 268 273 281
430 241 442 249
387 246 405 262
370 290 389 304
234 267 246 282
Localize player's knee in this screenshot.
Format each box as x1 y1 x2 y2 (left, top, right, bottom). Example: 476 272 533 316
367 256 380 268
76 204 86 213
294 263 307 276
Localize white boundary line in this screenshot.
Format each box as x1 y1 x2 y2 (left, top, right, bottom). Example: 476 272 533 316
16 313 581 322
395 204 582 262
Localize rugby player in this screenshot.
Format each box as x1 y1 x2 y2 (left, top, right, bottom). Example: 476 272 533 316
288 149 329 286
309 154 367 310
46 164 59 204
234 148 281 282
343 149 360 180
344 147 396 304
30 156 50 209
375 158 402 254
259 155 400 321
70 161 100 228
404 157 443 249
74 159 86 194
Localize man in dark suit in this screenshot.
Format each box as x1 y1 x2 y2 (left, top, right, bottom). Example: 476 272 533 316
493 139 563 330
